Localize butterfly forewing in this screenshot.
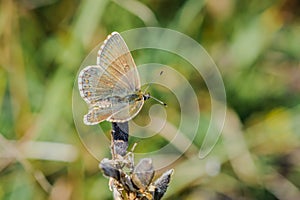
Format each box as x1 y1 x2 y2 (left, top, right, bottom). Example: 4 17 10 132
97 32 140 92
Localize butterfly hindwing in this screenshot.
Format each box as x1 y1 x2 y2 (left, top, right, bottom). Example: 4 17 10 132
78 65 126 104
84 106 113 125
108 100 144 122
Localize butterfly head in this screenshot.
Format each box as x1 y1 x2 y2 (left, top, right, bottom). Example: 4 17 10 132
143 92 167 107
143 93 151 101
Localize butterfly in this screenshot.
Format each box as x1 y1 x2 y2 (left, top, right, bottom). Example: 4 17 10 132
78 32 165 125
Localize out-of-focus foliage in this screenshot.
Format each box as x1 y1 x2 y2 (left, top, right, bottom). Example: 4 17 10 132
0 0 300 199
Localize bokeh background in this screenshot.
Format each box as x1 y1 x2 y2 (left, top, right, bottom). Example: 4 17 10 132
1 0 300 199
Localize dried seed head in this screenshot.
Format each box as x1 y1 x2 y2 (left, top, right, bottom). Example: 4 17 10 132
131 158 155 191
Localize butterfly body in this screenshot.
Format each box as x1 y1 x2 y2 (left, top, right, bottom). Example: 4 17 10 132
91 91 145 109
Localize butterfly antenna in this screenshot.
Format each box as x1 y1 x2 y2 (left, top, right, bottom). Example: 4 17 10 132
143 71 167 107
143 71 164 93
150 95 167 107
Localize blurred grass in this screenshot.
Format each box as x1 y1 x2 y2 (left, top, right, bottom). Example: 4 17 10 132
0 0 300 199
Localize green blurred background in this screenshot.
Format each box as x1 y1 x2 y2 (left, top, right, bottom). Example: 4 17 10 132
1 0 300 199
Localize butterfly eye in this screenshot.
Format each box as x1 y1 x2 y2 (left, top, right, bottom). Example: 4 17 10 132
143 93 150 100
